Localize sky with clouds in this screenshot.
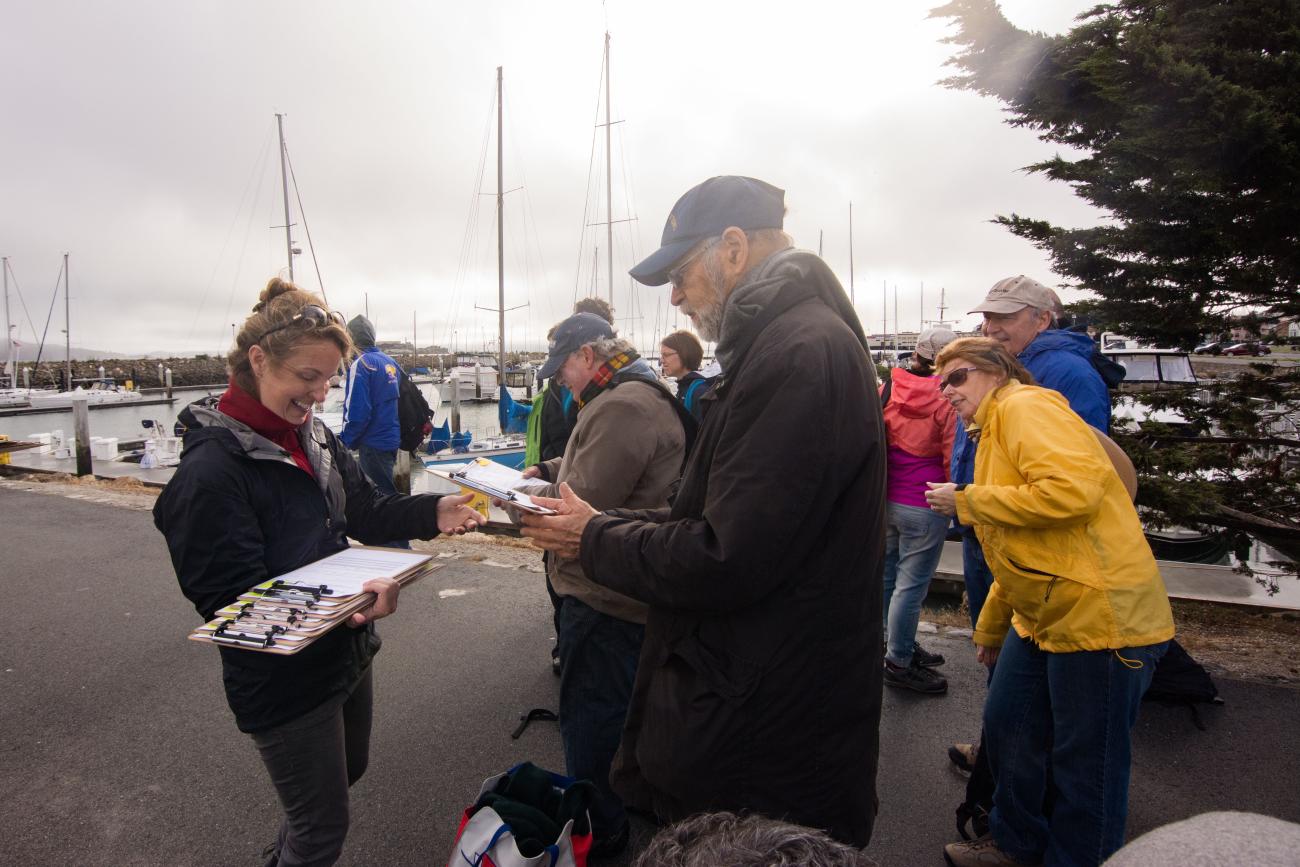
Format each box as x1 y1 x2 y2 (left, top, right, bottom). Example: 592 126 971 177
1 0 1104 358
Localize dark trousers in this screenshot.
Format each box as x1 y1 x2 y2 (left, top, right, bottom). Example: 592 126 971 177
250 668 374 867
985 633 1168 866
962 533 997 628
357 445 409 548
556 596 643 838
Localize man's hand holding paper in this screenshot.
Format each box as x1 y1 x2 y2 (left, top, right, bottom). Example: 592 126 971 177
519 483 599 561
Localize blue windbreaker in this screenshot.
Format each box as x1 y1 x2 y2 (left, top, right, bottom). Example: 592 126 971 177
951 329 1110 489
341 348 401 450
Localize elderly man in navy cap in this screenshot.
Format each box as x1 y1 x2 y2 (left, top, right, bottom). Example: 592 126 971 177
521 176 886 847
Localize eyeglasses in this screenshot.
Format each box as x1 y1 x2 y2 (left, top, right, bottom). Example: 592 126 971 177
660 349 679 359
667 239 718 288
938 366 980 391
256 305 346 343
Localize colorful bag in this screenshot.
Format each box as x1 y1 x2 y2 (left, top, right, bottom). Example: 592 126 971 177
447 763 594 867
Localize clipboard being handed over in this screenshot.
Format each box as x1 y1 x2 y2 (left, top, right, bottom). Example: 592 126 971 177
431 458 558 515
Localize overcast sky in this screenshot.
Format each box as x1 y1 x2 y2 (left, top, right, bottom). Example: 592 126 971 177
1 0 1103 358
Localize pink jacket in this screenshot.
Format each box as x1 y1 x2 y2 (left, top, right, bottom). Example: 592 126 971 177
880 367 957 477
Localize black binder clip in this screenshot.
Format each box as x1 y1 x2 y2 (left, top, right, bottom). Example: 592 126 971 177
210 620 284 649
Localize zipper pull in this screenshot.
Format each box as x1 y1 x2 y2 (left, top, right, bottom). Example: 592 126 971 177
1044 575 1059 602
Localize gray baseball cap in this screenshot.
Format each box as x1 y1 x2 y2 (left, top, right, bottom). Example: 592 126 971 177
914 327 959 361
969 275 1062 317
537 313 615 380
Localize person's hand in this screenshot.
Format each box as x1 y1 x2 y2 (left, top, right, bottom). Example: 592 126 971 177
350 577 400 626
925 482 958 517
437 492 486 535
976 644 1001 668
519 483 599 560
521 465 542 479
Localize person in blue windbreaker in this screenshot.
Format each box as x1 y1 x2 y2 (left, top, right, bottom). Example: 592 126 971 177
342 316 408 546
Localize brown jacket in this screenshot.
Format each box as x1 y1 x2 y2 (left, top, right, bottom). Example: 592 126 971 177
534 377 685 624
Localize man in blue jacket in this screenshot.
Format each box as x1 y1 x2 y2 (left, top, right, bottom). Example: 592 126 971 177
342 316 406 536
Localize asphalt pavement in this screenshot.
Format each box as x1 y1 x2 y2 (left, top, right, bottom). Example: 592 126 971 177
1 486 1297 866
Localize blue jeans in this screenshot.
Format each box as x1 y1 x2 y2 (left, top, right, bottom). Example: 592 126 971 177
962 533 996 628
357 445 409 549
556 596 644 838
556 600 642 837
882 502 949 666
984 631 1168 866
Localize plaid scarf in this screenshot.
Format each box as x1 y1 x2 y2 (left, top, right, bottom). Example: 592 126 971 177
577 351 640 408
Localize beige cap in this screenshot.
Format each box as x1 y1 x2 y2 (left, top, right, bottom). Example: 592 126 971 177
970 275 1063 318
914 327 958 361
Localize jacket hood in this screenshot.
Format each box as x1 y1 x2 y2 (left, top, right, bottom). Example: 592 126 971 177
347 315 376 350
1020 328 1095 363
714 248 868 372
888 367 947 419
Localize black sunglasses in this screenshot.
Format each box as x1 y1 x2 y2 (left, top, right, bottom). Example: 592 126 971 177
938 366 979 391
257 305 345 343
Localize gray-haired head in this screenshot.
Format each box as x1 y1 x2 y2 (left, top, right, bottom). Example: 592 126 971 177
631 812 878 867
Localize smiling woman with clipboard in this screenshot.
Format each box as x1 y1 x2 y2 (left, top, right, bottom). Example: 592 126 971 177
153 278 484 867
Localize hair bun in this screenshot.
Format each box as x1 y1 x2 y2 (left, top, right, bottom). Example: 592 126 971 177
258 277 298 310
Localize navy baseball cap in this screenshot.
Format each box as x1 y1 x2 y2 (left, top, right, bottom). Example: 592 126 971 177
629 176 786 286
537 312 616 380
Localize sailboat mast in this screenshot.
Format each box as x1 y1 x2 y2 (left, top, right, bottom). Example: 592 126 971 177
604 32 614 307
2 257 10 384
276 113 295 283
497 66 506 385
64 253 71 391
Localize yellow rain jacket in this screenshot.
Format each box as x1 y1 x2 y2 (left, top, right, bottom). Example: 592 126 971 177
953 381 1174 652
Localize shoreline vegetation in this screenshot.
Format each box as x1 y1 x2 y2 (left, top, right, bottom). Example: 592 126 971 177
4 471 1297 686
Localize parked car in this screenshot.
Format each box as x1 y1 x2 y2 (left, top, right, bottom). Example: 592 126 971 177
1221 342 1272 356
1193 341 1223 355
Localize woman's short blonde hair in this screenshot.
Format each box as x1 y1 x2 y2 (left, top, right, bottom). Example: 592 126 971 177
933 337 1035 387
226 277 352 395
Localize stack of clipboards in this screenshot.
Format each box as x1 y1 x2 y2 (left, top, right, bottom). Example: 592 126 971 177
188 546 443 655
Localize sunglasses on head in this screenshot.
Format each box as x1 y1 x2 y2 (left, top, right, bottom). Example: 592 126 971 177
939 366 980 391
256 305 345 343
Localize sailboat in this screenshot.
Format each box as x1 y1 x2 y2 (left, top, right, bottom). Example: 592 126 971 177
423 67 526 470
22 254 141 409
0 257 56 407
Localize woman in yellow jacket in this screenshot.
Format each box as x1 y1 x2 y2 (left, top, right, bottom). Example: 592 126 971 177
925 338 1173 867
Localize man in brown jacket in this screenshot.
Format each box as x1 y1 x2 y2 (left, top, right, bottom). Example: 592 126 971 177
522 311 688 858
522 177 885 847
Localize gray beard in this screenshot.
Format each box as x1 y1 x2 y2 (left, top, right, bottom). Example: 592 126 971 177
694 301 723 342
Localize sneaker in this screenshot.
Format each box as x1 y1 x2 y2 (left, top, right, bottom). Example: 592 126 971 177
883 659 948 694
913 642 945 668
944 834 1038 866
948 742 978 774
588 820 629 861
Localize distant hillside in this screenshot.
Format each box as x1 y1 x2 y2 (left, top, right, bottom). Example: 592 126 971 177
6 344 127 362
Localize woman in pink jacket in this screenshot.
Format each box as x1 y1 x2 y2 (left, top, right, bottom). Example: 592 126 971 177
880 327 958 694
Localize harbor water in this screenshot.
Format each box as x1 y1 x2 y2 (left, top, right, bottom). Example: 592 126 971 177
0 383 522 445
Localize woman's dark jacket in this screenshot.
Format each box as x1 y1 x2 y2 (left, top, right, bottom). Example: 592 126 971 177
674 370 712 423
579 249 887 846
153 402 443 733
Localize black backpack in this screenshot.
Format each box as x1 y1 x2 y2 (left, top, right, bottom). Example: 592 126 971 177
396 368 434 453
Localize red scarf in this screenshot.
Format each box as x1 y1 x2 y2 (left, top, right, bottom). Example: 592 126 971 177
217 381 316 478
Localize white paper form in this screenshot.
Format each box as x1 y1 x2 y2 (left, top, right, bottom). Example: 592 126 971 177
271 548 433 596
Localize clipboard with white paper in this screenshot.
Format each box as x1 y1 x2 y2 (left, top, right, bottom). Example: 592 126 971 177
431 459 557 515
